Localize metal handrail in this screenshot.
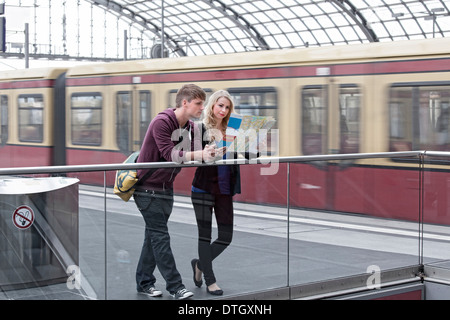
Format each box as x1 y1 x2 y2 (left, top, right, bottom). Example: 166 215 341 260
0 151 428 176
422 151 450 158
0 151 426 176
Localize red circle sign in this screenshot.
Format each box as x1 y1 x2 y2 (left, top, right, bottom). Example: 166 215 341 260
12 205 35 230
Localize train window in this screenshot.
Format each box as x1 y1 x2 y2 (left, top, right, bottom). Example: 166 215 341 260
116 91 132 153
139 91 152 145
168 89 177 109
339 85 361 153
0 95 7 146
389 84 450 152
228 87 278 155
302 86 327 155
71 92 102 146
18 94 44 143
116 90 152 154
228 87 278 120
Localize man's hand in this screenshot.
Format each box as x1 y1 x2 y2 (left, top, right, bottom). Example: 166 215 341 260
203 145 226 163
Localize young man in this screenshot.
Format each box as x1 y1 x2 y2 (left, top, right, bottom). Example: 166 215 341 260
134 84 219 299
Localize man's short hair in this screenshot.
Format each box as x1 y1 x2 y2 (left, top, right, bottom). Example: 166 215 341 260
175 84 206 108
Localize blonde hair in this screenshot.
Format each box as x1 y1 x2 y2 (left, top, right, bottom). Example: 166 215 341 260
203 90 235 133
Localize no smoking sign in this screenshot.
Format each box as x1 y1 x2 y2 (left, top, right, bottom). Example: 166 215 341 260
12 205 35 230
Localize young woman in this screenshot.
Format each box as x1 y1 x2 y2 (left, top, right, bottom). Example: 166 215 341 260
190 90 241 296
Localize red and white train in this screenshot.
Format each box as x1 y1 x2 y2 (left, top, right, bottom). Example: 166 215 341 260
1 37 449 224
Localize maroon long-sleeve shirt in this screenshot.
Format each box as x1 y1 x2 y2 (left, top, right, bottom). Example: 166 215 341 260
136 108 199 191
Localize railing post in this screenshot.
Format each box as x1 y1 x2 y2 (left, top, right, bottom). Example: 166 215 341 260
418 151 425 268
286 162 290 292
104 170 108 300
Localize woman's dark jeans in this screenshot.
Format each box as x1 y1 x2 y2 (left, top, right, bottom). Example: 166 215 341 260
191 191 234 286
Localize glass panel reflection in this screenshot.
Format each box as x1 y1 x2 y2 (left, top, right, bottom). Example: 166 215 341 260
289 156 421 288
422 153 450 271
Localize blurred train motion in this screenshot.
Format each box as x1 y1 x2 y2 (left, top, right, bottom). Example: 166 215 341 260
1 38 449 224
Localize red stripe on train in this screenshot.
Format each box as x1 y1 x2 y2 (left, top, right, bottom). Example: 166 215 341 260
0 79 55 89
65 58 450 86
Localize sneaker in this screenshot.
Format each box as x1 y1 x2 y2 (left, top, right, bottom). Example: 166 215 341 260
171 288 194 300
138 286 163 297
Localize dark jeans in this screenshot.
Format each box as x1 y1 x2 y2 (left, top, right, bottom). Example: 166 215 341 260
191 192 234 286
134 189 184 294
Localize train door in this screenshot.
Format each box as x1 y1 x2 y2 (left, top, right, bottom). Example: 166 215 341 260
301 83 361 156
0 94 7 148
0 94 9 167
116 88 152 155
295 79 362 211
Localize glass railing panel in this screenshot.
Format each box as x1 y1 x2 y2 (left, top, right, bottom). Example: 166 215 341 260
288 155 422 290
227 161 288 297
77 171 107 300
422 152 450 270
0 172 104 300
104 165 196 300
104 175 149 300
219 160 288 297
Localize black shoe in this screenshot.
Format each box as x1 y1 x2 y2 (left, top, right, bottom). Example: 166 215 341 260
191 259 203 288
206 286 223 296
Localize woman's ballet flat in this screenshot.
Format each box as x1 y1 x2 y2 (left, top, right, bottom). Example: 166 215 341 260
206 287 223 296
191 259 203 288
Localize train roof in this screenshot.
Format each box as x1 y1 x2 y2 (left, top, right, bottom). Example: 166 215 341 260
0 67 68 81
66 37 450 77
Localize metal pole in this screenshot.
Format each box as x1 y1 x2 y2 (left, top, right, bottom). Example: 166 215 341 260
124 30 127 60
433 13 436 38
24 23 29 69
432 12 436 39
161 0 164 58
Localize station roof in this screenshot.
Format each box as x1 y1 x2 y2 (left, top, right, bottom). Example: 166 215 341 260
91 0 450 57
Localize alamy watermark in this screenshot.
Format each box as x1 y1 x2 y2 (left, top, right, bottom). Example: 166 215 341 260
66 265 81 290
171 127 280 176
366 265 381 290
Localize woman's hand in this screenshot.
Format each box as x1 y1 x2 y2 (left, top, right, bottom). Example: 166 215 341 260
211 146 226 157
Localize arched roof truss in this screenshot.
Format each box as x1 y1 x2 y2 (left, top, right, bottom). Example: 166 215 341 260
90 0 448 57
2 0 449 61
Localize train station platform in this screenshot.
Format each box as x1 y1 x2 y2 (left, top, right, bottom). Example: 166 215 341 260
1 184 450 301
2 152 450 301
